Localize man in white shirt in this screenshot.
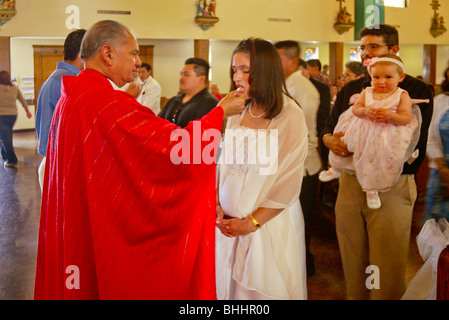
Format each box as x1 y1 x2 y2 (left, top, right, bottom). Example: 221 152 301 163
137 62 162 114
298 58 332 167
275 40 321 277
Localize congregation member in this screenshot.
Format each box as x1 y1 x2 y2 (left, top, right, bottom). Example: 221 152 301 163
298 58 332 167
341 61 367 87
136 62 161 114
158 57 218 127
320 55 424 210
321 24 433 300
425 67 449 222
35 29 86 189
306 59 334 100
275 40 321 277
0 71 32 168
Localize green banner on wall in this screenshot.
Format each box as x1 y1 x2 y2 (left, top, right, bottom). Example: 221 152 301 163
354 0 385 40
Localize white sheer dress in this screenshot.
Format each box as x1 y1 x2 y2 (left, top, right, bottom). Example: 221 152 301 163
216 96 308 300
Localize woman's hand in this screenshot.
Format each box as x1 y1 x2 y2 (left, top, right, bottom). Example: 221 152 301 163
216 216 256 238
216 206 283 238
216 204 225 219
215 204 232 237
216 204 257 238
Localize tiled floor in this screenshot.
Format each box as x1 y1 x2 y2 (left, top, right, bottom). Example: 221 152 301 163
0 131 42 300
0 131 426 300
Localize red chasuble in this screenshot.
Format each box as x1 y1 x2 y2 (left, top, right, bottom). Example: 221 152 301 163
34 69 223 300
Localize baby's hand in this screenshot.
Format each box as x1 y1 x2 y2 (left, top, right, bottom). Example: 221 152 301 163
364 107 377 121
373 108 392 122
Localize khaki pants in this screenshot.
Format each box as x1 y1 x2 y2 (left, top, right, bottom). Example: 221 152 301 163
335 171 417 300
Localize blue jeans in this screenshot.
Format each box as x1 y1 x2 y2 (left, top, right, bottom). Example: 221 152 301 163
424 109 449 222
0 115 18 164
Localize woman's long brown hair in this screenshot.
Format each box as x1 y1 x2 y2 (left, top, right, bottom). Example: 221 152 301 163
230 38 292 119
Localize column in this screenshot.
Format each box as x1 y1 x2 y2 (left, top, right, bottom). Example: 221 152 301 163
194 39 210 62
329 42 344 84
423 44 437 85
0 37 11 74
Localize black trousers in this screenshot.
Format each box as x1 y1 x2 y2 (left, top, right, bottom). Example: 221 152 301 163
299 172 319 273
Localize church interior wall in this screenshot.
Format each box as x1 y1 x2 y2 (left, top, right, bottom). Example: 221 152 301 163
2 0 449 130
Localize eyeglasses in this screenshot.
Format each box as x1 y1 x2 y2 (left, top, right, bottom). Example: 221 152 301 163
357 44 389 53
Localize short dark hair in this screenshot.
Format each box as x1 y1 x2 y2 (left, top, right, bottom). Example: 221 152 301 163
0 70 13 86
298 58 307 69
184 57 210 78
139 62 152 72
64 29 87 61
274 40 300 59
306 59 322 71
345 61 366 77
359 24 399 48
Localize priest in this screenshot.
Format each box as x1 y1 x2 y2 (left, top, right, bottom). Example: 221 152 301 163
34 20 245 300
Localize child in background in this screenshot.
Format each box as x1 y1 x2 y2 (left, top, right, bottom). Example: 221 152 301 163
319 55 426 209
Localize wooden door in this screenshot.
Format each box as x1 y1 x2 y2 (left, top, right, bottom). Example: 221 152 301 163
33 45 63 103
139 45 154 75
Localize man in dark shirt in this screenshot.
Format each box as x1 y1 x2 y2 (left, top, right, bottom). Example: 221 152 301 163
321 24 433 300
158 57 218 128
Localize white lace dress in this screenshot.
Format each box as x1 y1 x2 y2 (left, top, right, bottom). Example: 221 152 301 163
329 87 420 192
216 97 308 300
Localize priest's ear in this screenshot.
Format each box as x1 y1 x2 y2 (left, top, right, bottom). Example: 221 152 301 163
100 45 114 66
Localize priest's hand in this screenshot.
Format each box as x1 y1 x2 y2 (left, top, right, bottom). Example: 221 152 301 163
218 88 246 118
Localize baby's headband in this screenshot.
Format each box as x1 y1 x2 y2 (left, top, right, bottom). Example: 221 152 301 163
368 57 404 73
